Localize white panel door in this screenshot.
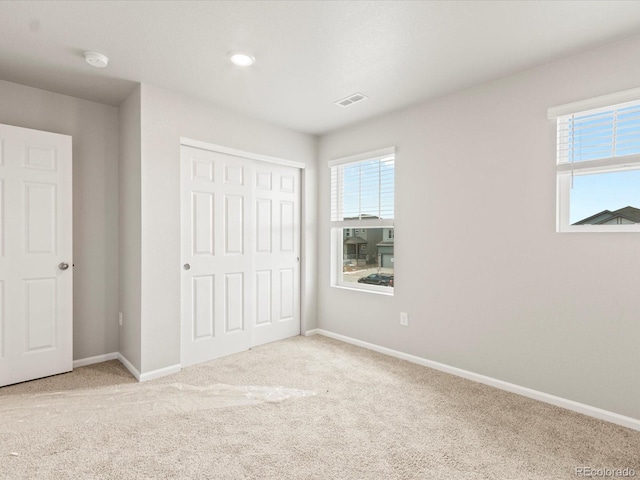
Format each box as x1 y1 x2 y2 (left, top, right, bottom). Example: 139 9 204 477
181 145 301 367
251 163 301 346
0 123 73 387
181 146 253 367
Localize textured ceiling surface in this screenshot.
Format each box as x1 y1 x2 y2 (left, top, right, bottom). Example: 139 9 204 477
1 1 640 134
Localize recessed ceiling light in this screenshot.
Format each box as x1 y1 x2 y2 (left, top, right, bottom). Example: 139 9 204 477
229 52 255 67
84 51 109 68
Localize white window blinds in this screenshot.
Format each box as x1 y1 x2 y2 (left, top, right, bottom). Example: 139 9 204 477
330 148 395 223
557 99 640 164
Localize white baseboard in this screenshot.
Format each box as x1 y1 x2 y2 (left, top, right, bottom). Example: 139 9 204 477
303 328 319 337
139 364 181 382
314 329 640 432
75 351 181 383
73 352 119 368
117 353 141 381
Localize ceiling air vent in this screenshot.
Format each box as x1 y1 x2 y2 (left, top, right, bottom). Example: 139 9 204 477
335 92 368 108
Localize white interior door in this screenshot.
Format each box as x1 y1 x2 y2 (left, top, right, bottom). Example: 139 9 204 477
180 145 301 367
181 146 253 366
251 163 301 347
0 123 73 387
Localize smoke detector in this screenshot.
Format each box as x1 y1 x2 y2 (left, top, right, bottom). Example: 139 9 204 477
84 51 109 68
335 92 368 108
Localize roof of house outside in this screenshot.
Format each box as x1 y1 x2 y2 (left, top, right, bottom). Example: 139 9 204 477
344 236 367 245
572 206 640 225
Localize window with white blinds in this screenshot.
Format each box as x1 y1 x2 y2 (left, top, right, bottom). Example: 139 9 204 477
330 148 395 224
329 147 396 294
550 93 640 232
557 99 640 164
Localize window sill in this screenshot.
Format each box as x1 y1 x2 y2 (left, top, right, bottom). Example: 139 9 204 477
331 283 394 296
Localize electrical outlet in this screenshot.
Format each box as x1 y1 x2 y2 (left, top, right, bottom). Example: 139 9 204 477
119 312 123 327
400 312 409 326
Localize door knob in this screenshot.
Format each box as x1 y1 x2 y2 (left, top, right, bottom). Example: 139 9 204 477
183 263 191 270
296 257 300 263
58 262 69 270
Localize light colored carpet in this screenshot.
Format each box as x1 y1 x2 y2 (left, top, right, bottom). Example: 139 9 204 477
0 335 638 479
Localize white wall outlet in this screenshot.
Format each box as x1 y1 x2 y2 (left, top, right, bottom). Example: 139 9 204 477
400 312 409 326
119 312 123 327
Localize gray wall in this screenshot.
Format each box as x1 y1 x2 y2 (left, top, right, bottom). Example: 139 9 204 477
0 79 119 360
318 36 640 419
118 85 142 370
139 85 318 373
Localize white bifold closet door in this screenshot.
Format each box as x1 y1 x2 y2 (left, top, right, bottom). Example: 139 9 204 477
0 123 73 387
180 145 301 367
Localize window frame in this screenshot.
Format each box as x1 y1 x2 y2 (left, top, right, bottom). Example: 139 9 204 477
550 90 640 233
329 147 395 294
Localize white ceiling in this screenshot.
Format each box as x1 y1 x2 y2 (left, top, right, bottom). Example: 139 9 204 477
2 1 640 135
